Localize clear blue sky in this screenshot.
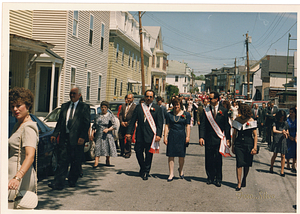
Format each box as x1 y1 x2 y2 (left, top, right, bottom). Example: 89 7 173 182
130 11 297 76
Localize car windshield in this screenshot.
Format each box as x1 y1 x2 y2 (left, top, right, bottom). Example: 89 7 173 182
30 114 52 134
44 108 61 122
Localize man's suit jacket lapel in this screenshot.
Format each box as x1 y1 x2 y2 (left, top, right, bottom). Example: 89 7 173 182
69 101 83 129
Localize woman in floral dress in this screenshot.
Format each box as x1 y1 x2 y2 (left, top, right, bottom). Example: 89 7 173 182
91 101 117 167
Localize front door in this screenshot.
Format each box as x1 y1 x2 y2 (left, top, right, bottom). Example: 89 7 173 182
38 67 59 112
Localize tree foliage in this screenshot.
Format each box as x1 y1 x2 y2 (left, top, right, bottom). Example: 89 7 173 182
166 84 179 98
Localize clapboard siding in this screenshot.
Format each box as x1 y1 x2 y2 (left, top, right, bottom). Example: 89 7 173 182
64 11 110 104
9 10 33 38
32 10 68 58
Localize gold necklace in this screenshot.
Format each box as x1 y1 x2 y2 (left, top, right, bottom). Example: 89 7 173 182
173 111 182 123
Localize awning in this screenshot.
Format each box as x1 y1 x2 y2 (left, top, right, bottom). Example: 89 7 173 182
127 79 141 84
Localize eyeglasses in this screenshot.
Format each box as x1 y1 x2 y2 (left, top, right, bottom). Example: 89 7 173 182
146 96 153 98
70 92 77 95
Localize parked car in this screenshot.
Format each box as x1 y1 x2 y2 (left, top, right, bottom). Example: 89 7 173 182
179 93 192 100
42 104 119 160
9 112 57 180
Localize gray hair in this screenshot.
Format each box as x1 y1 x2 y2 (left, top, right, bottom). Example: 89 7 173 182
71 86 82 94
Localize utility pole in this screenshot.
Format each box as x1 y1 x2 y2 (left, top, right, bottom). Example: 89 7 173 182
246 33 251 100
234 58 236 97
285 33 296 102
139 11 145 95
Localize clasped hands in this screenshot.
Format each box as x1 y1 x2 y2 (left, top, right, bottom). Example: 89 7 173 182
199 138 231 148
126 134 161 142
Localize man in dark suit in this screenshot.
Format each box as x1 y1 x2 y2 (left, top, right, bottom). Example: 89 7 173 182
49 86 90 190
126 90 163 180
199 91 231 187
259 102 267 142
118 94 136 158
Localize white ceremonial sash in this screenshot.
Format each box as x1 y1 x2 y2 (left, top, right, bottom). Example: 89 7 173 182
204 106 231 157
193 103 198 108
142 103 159 153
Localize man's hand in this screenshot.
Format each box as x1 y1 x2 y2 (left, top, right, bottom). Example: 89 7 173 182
226 140 231 148
126 134 131 139
199 138 204 146
78 138 85 145
155 136 161 142
121 122 126 127
197 121 200 125
51 136 56 143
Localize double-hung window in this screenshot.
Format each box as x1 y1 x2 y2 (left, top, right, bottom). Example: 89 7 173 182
86 71 91 101
71 67 76 88
73 11 78 37
97 75 102 101
100 23 105 50
116 44 119 62
89 14 94 44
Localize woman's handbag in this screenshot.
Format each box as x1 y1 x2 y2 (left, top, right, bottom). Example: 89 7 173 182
13 124 38 209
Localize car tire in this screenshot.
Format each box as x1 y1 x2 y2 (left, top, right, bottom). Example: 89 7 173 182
85 141 96 161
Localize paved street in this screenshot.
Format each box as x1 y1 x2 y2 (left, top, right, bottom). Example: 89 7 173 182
36 125 296 212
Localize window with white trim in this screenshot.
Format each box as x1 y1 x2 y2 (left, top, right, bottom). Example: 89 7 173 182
120 81 123 96
114 78 117 96
86 71 91 101
132 53 134 68
89 14 94 44
73 11 78 37
100 23 105 50
122 47 125 65
156 56 160 68
175 76 178 82
128 51 131 67
116 43 119 62
71 67 76 89
97 75 102 101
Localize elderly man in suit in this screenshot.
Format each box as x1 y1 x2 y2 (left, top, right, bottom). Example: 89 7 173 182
118 94 136 158
259 102 267 142
199 91 231 187
48 86 90 190
126 90 163 180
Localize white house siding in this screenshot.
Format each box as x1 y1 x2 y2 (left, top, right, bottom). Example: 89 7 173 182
64 11 110 104
32 10 68 104
10 10 33 38
32 10 110 105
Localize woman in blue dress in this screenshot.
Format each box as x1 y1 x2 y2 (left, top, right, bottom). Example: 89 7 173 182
164 98 191 182
286 107 297 172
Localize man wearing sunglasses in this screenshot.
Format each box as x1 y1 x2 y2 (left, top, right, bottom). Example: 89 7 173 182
199 91 231 187
49 86 90 190
126 90 163 180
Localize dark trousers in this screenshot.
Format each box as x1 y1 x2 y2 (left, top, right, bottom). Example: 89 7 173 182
266 124 273 147
134 141 153 175
54 138 84 187
261 125 266 142
205 144 223 182
119 137 132 156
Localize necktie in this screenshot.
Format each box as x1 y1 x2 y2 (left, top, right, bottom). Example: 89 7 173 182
67 103 74 129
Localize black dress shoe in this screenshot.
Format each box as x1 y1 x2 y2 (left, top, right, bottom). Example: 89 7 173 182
69 182 76 187
280 173 285 177
142 173 149 180
235 186 241 191
241 179 246 187
48 183 64 190
206 180 214 185
215 181 221 187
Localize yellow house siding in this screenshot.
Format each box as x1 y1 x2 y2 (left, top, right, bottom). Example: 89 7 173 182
106 36 150 101
9 10 33 38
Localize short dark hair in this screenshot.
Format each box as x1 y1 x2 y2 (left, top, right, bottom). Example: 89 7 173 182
290 107 297 116
275 110 287 121
100 101 109 108
144 89 155 97
210 91 219 100
9 87 34 113
125 95 128 99
171 97 183 108
156 96 163 102
139 97 145 104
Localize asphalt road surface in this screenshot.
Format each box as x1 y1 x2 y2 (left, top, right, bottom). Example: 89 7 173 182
35 125 296 212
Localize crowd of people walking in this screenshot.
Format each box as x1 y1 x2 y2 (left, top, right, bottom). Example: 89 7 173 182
8 86 297 209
